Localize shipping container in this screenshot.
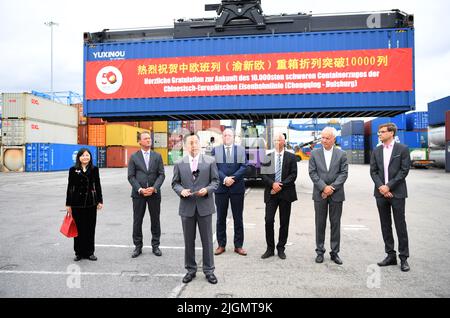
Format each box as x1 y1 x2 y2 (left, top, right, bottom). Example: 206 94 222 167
25 143 98 172
1 93 77 127
428 96 450 126
153 121 168 133
97 146 107 168
406 111 428 130
1 146 26 172
428 126 446 147
168 149 183 165
106 124 145 147
88 124 106 146
446 111 450 141
78 125 88 145
83 27 415 120
364 120 372 136
1 119 77 146
341 135 364 150
409 148 429 161
139 121 154 131
153 148 168 165
446 141 450 172
345 150 365 164
341 120 364 136
74 103 87 125
152 132 168 148
106 146 140 167
117 121 139 127
87 117 107 125
370 114 407 134
369 131 426 150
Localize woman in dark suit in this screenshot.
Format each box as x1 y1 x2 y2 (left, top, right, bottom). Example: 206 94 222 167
65 148 103 261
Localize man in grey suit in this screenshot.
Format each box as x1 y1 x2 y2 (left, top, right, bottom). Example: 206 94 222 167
309 127 348 265
128 132 165 258
172 134 220 284
370 123 411 272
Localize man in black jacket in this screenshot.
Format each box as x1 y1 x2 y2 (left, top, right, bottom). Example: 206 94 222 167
128 132 165 258
260 133 298 260
370 123 411 272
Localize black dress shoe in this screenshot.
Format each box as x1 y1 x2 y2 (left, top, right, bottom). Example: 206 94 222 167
131 248 142 258
377 255 397 266
331 254 343 265
88 254 97 261
182 272 196 284
315 254 324 263
74 255 82 262
152 247 162 257
278 251 286 259
206 273 218 284
401 259 410 272
261 250 274 259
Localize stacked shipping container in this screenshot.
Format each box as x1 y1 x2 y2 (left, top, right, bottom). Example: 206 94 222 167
428 96 450 168
340 120 365 164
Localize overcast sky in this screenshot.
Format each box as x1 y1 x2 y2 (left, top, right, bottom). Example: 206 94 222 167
1 0 449 111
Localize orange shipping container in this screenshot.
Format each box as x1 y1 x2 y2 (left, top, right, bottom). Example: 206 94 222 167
139 121 154 130
106 146 140 168
73 103 87 125
88 124 106 146
78 125 88 145
88 117 107 125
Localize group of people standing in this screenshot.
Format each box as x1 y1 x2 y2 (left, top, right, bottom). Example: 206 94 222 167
65 122 411 285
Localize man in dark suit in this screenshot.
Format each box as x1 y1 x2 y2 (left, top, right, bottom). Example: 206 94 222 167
172 134 220 284
309 127 348 265
261 133 298 260
370 123 411 272
211 128 248 256
128 131 165 258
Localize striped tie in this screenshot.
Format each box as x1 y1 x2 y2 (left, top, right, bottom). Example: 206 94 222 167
275 154 282 182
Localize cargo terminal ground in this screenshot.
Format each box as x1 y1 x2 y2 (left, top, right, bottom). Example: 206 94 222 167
0 163 449 298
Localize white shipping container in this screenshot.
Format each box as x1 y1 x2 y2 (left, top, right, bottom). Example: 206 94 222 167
152 132 168 148
1 93 77 127
1 119 77 146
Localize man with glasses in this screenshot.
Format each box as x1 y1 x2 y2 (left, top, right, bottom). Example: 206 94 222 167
370 123 411 272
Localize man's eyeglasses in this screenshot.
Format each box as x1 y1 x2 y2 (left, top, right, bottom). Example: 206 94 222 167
377 130 390 135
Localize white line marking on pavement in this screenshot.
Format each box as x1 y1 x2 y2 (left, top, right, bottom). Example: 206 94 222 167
342 224 369 230
95 244 202 250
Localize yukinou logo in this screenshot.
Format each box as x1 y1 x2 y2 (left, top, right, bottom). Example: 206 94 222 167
92 51 125 59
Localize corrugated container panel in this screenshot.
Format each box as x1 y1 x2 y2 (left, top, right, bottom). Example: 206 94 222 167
152 132 168 148
106 146 140 167
446 111 450 141
1 119 77 146
341 120 364 136
88 117 107 125
139 121 154 130
88 124 106 146
97 146 107 168
428 126 446 147
153 121 168 132
153 148 168 165
74 103 87 125
1 146 26 172
78 125 88 145
106 124 145 146
345 150 365 164
369 131 426 149
428 96 450 126
84 28 414 118
1 93 77 127
406 111 428 130
25 143 98 172
371 114 407 134
341 135 364 150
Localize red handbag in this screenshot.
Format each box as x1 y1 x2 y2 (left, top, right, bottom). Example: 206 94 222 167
60 212 78 238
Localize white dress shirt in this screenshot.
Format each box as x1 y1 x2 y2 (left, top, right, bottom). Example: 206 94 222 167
323 146 333 171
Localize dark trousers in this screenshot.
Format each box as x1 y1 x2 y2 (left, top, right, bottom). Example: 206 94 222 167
72 206 97 257
265 196 292 252
181 210 214 275
314 199 343 256
215 193 245 248
376 197 409 259
132 196 161 249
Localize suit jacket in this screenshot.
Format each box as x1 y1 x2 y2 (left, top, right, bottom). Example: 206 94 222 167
128 150 165 199
66 165 103 208
172 155 220 217
370 142 410 198
261 151 298 203
308 147 348 202
211 144 247 194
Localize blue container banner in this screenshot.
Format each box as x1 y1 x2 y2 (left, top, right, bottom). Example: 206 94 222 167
428 96 450 126
25 143 98 172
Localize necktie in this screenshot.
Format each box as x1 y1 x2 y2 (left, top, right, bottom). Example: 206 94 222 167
144 152 149 169
275 153 282 182
226 147 232 163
